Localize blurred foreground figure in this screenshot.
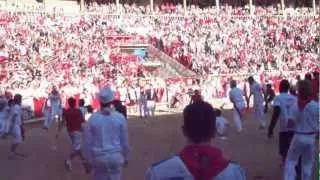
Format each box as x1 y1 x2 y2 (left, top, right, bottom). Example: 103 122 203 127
146 101 246 180
84 87 129 180
284 80 319 180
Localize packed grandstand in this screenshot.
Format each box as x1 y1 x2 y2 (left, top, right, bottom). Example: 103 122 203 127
0 0 319 119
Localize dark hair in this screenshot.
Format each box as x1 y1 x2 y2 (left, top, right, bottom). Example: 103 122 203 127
313 71 319 79
183 101 216 143
289 87 297 96
100 101 113 108
279 79 290 93
266 84 272 89
87 105 93 113
8 99 14 106
113 100 127 119
79 99 85 107
248 76 254 84
297 80 312 98
68 97 76 108
13 94 22 104
215 109 222 116
305 73 312 81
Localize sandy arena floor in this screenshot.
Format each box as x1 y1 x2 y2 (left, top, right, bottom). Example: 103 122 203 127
0 108 318 180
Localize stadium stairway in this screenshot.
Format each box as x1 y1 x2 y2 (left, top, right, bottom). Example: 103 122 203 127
146 45 197 79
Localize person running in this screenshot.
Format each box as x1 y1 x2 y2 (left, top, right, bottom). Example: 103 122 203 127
267 79 301 176
264 83 275 114
61 97 88 172
145 101 246 179
284 80 319 180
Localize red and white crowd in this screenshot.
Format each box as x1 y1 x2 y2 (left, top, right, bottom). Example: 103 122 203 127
0 3 318 118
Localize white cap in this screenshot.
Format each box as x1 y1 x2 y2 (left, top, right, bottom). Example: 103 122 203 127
98 87 114 104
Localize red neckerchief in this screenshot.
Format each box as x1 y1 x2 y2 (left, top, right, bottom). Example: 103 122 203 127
179 144 229 180
298 96 313 111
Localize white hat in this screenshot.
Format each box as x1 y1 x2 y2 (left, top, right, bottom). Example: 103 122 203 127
98 87 114 104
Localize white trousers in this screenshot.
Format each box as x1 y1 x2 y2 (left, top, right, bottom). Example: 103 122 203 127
139 102 148 117
233 105 245 132
146 101 155 117
253 102 266 127
284 134 316 180
92 152 124 180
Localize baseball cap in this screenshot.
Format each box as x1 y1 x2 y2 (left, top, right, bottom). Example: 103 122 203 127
98 87 115 104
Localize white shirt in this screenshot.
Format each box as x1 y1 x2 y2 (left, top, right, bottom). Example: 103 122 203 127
216 116 227 135
12 104 22 126
0 110 7 134
289 101 319 133
250 82 264 105
146 156 246 180
273 93 297 132
49 94 61 110
229 87 246 109
84 111 129 163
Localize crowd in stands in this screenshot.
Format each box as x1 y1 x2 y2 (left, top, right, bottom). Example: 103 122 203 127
0 2 318 117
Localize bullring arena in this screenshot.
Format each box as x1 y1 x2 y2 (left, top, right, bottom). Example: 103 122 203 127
0 102 318 180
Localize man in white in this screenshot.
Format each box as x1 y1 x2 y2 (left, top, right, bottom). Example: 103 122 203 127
247 76 266 129
284 80 319 180
8 94 24 159
267 80 299 171
229 80 246 132
43 87 62 129
139 90 148 118
84 87 130 180
0 98 7 136
145 102 245 180
145 84 156 117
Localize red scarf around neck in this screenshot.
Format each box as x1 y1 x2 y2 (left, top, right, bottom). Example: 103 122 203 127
179 144 229 180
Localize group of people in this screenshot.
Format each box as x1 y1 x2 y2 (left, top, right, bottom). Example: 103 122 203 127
0 1 319 180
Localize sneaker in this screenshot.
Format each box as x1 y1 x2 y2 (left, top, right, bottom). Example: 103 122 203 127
64 160 72 171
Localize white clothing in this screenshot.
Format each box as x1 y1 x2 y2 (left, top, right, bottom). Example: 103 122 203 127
0 111 7 135
229 87 246 132
80 107 87 118
69 131 82 151
12 104 23 144
146 156 246 180
49 94 62 115
216 116 227 135
250 82 264 105
84 111 129 180
139 94 148 117
284 101 319 180
229 87 246 109
250 82 266 127
146 100 156 117
272 93 297 132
